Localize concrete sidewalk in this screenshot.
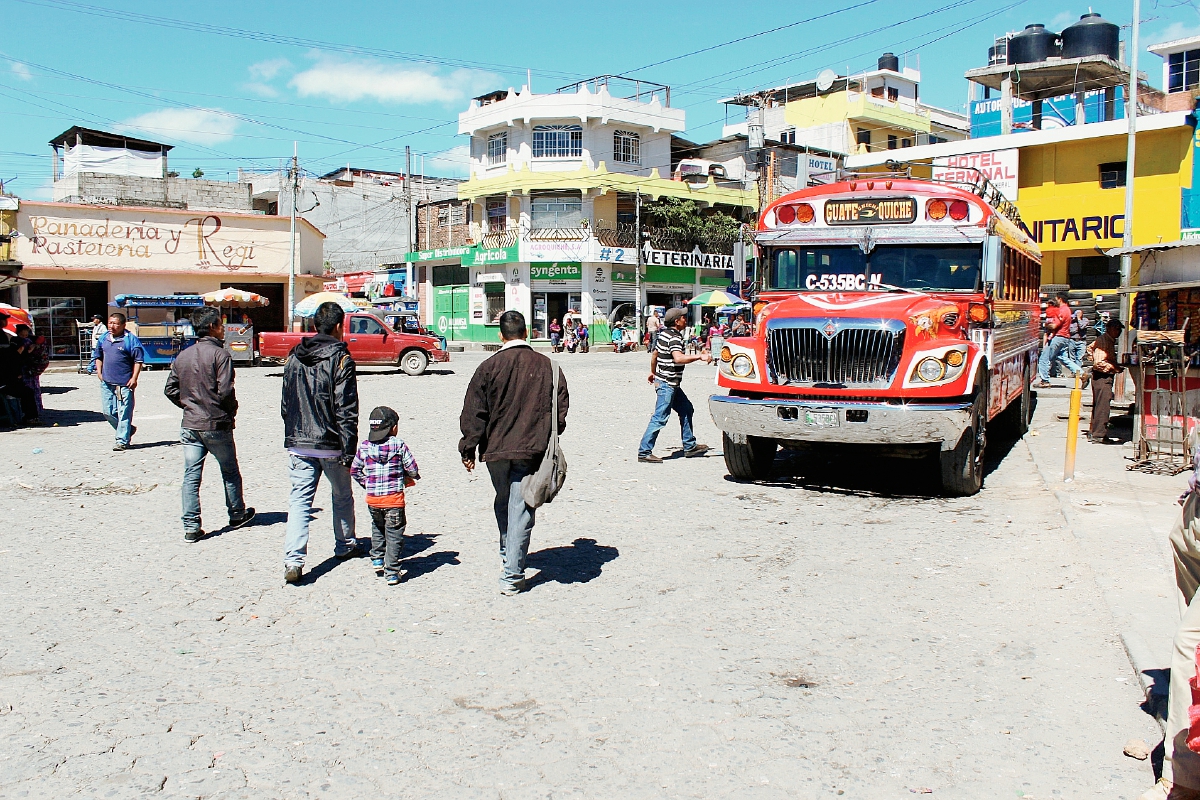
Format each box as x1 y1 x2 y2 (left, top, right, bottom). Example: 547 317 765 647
1022 382 1189 724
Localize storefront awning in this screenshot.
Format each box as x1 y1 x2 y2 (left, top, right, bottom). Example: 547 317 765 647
1104 239 1200 257
1115 280 1200 294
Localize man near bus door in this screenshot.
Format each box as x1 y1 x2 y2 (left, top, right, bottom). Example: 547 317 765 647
165 306 256 543
638 307 711 463
92 313 144 451
1086 318 1125 444
1036 292 1083 388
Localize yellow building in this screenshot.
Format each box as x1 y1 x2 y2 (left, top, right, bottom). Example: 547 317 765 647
846 111 1195 289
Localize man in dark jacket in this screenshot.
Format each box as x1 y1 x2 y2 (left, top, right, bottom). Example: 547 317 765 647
280 302 360 584
165 306 255 542
459 310 569 594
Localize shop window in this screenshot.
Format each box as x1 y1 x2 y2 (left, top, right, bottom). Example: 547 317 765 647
1099 161 1127 189
532 125 583 158
531 194 584 228
1067 255 1120 290
485 286 506 324
432 265 470 286
1169 49 1200 93
485 196 507 233
487 132 507 165
613 130 640 164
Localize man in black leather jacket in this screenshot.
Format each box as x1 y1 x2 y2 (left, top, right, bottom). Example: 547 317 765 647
281 302 360 584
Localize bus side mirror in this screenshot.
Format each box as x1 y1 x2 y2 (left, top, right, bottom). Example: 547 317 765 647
982 235 1003 289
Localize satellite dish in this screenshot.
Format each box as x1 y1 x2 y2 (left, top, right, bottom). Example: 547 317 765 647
815 69 837 92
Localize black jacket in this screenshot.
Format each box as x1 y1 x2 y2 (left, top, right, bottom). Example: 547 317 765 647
458 343 568 462
281 334 359 458
164 336 237 430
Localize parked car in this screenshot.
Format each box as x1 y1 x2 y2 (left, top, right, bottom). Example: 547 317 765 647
258 312 449 375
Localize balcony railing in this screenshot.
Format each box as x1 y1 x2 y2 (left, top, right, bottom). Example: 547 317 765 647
525 227 590 241
594 224 740 255
482 229 519 249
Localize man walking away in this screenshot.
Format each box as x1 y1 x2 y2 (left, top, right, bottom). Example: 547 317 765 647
1036 293 1083 388
638 307 711 463
1086 318 1125 444
0 313 40 425
93 313 143 450
459 311 569 595
281 302 360 585
645 309 662 352
165 306 255 543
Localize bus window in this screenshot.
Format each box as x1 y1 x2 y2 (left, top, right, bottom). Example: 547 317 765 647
770 249 799 290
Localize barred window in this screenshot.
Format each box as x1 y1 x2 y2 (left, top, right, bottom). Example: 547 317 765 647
485 196 507 232
487 132 507 165
613 130 640 164
533 125 582 158
437 204 466 227
531 195 583 228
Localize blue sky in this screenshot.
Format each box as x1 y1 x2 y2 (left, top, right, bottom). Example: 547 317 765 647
1 0 1197 198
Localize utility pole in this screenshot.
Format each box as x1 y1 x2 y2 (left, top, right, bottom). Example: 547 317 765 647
635 189 643 343
287 142 298 331
405 146 413 253
1119 0 1140 335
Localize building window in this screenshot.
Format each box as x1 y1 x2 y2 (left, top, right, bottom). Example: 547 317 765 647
485 285 506 324
871 86 884 98
531 194 583 227
856 128 871 147
613 130 640 164
901 138 912 148
887 87 899 103
1169 49 1200 93
485 196 507 232
437 204 466 228
1067 255 1120 290
780 128 797 145
928 135 948 145
486 132 507 165
533 125 583 158
1099 161 1127 189
887 134 898 150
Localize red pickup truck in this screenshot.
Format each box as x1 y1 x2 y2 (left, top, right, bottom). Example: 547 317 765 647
258 312 450 376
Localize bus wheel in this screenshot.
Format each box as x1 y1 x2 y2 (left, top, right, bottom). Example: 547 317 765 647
723 433 777 481
995 361 1031 440
400 350 428 376
940 388 986 496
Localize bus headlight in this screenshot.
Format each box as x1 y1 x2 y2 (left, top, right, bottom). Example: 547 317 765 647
730 354 754 377
916 357 946 382
905 345 970 387
719 342 758 381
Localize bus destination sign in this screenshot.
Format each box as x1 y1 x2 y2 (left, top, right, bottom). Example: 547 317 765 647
824 197 917 225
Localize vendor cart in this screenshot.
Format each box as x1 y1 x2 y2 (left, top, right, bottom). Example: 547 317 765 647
113 294 205 368
200 288 270 366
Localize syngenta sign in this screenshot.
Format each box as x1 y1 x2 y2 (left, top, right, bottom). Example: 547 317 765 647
530 262 582 280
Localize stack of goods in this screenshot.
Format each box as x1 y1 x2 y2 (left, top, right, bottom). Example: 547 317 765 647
1134 288 1200 365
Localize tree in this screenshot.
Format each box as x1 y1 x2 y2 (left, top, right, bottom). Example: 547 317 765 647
641 197 743 254
192 168 204 179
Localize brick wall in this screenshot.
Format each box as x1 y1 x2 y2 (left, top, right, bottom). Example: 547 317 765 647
53 173 253 212
416 200 472 250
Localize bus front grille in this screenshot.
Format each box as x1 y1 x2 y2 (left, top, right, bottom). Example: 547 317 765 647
766 321 905 387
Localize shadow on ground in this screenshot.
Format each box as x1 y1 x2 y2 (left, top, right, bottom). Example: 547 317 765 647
527 537 619 588
43 409 108 427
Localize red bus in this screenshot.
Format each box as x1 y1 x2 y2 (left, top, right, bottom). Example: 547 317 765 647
709 172 1042 495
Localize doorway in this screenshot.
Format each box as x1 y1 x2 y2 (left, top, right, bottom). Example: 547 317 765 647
532 291 580 339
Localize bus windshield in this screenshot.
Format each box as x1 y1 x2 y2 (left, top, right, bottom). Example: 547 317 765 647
768 244 983 292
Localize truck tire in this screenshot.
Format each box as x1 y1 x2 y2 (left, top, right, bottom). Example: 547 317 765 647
723 432 777 481
400 350 429 376
940 385 986 496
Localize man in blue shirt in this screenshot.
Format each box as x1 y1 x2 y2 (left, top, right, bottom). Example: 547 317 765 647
92 312 144 451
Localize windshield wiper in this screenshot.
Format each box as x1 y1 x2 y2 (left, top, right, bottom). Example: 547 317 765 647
868 281 928 295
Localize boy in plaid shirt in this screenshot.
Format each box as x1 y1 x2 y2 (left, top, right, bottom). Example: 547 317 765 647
351 406 420 585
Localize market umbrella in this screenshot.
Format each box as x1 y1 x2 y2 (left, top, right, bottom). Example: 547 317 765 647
0 303 32 333
201 287 270 308
688 289 741 307
293 291 358 318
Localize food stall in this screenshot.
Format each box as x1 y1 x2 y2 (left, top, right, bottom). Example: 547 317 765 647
112 294 204 367
200 287 270 366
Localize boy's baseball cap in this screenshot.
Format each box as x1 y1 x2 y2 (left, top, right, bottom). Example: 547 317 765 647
368 406 399 443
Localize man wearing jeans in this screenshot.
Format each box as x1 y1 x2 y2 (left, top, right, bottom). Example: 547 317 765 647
638 307 711 463
459 311 569 595
92 313 143 451
280 302 360 585
165 306 255 542
1036 293 1083 388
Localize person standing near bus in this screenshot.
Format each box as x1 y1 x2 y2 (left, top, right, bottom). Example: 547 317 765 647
638 307 711 463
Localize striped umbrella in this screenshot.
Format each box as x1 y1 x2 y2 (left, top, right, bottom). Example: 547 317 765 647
201 287 270 308
293 291 358 318
687 289 741 306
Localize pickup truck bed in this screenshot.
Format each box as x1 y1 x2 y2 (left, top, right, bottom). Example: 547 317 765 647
258 312 449 376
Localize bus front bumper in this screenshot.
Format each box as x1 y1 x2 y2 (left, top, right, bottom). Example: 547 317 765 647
709 395 973 451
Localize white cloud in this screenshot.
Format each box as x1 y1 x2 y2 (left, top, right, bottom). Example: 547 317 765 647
1149 20 1200 46
290 58 496 105
11 62 32 81
122 107 239 145
426 144 470 178
249 57 291 81
243 82 280 98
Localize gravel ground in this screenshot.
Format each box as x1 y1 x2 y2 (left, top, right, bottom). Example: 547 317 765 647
0 351 1161 798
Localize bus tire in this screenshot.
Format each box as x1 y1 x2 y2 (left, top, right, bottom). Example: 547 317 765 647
400 349 429 376
940 386 986 496
723 432 777 481
995 360 1031 440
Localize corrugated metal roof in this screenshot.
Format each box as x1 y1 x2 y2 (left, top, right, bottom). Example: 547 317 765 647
1104 239 1200 256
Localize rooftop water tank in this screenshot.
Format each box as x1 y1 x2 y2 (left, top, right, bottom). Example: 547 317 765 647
988 36 1009 67
1008 24 1060 64
878 52 900 72
1060 12 1120 60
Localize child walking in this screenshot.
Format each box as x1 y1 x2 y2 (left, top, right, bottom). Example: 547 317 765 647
351 406 421 585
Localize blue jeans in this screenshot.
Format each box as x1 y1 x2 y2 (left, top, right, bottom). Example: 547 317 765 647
638 380 697 456
100 381 135 445
1037 337 1082 382
284 454 356 568
180 428 246 534
486 459 536 590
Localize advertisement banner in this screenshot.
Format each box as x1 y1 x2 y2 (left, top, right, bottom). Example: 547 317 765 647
530 262 582 281
463 244 518 267
405 245 473 263
522 238 589 263
933 149 1019 201
593 240 734 270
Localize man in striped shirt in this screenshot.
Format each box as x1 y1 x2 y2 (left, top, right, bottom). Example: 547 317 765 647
638 307 712 463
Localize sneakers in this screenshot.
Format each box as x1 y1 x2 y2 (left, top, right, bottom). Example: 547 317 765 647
499 580 526 596
638 454 663 463
183 529 205 543
113 443 128 452
335 543 363 560
228 508 256 529
386 573 401 586
1034 380 1053 389
284 565 303 584
371 557 384 568
684 444 711 458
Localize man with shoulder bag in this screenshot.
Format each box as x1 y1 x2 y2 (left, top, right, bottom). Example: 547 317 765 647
459 311 569 595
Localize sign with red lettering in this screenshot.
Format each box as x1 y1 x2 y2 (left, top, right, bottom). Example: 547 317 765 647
932 149 1019 202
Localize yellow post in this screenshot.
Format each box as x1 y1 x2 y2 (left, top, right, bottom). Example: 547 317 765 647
1064 371 1083 481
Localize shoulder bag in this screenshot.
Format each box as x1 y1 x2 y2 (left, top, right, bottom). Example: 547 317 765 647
521 365 568 508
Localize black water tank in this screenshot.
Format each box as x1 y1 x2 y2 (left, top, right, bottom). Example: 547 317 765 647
878 52 900 72
1008 24 1060 64
988 36 1008 66
1061 13 1120 60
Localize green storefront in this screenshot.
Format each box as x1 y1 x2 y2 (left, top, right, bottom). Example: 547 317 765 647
423 244 517 344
